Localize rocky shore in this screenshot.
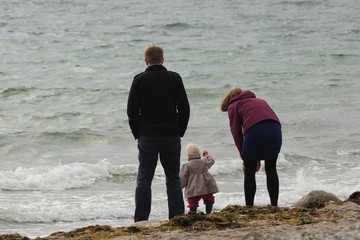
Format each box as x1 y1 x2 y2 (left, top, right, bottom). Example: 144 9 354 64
1 190 359 240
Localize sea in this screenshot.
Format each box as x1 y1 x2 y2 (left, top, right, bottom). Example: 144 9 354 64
1 0 359 238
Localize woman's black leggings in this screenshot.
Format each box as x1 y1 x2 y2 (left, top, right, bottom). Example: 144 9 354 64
242 120 281 206
244 158 279 206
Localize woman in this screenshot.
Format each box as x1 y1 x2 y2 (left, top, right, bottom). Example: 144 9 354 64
220 88 282 206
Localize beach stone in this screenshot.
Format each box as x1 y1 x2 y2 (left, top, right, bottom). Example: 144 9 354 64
293 190 340 208
347 191 360 205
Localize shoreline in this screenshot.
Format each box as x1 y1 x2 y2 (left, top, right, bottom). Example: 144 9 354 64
2 192 359 240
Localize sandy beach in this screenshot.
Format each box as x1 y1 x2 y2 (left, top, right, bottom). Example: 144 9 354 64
113 202 360 240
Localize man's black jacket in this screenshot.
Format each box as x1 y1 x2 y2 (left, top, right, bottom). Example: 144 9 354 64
127 65 190 139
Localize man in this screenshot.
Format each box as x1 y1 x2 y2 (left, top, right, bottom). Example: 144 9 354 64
127 44 190 222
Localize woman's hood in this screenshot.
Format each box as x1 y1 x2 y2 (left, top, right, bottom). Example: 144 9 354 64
229 90 256 105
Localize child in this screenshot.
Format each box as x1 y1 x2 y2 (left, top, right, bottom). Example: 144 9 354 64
180 143 219 214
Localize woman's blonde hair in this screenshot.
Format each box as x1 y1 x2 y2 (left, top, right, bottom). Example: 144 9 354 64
186 143 201 158
220 87 242 112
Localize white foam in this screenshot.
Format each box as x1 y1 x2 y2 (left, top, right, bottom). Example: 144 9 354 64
0 191 133 223
209 158 242 175
0 160 113 191
108 162 138 176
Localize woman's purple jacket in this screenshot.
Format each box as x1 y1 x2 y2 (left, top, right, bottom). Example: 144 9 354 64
227 90 280 158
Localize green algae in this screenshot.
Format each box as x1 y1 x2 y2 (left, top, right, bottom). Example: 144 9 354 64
0 233 30 240
0 202 347 240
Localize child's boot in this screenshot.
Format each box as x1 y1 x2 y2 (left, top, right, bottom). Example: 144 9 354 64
188 208 197 214
205 201 213 214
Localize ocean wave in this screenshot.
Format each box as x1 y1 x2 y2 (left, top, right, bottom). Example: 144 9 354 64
39 111 83 120
275 1 322 6
107 163 138 176
163 22 192 29
187 84 233 96
0 191 134 224
328 53 360 58
0 128 114 157
162 22 211 31
319 53 360 60
0 86 125 99
346 29 360 35
0 87 34 97
0 160 113 191
40 128 106 142
210 153 297 175
210 159 241 175
282 153 326 166
337 150 360 158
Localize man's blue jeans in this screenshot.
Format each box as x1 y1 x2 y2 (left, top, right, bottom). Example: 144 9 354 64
134 136 185 222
